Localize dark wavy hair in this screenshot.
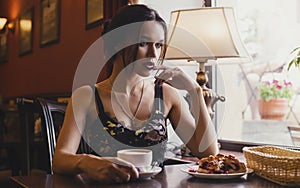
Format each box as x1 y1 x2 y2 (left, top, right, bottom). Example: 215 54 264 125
101 4 167 77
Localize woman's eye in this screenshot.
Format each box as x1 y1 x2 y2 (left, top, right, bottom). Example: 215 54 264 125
139 42 148 47
155 43 163 49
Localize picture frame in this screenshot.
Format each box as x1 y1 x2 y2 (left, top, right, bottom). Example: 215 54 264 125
40 0 60 47
0 34 8 63
19 8 34 56
85 0 104 30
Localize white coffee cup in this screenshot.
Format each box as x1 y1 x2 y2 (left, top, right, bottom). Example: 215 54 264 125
117 149 152 167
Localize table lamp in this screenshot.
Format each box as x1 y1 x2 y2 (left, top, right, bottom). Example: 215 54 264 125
165 7 250 119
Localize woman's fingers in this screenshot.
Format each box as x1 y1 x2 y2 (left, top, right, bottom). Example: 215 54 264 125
110 163 131 183
103 157 139 181
80 156 138 184
114 158 139 180
98 162 132 183
104 157 139 177
153 65 168 70
154 66 196 91
154 66 175 81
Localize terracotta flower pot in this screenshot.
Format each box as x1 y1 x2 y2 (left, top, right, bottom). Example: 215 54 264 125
258 98 289 120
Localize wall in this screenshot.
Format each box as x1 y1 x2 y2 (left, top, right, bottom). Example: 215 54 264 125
140 0 204 23
0 0 105 100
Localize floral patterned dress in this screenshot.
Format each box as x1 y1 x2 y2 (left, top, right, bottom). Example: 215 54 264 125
83 81 168 166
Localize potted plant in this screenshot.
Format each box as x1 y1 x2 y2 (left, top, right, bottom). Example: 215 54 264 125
259 79 295 120
287 47 300 70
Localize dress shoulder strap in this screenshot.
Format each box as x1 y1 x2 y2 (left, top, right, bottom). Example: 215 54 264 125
94 86 105 117
154 80 164 114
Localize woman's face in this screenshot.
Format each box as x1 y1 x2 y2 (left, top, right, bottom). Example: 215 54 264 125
133 21 165 77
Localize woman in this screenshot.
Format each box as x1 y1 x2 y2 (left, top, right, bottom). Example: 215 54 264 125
53 4 218 184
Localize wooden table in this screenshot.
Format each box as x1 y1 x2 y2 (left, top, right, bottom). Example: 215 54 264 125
10 163 284 188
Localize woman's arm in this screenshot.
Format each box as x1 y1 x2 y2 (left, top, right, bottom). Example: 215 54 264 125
52 86 138 183
155 66 219 158
53 86 94 174
185 86 219 157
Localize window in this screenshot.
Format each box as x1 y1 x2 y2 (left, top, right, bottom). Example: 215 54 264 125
141 0 300 148
215 0 300 146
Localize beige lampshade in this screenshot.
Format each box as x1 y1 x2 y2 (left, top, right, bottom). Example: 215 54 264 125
165 7 250 64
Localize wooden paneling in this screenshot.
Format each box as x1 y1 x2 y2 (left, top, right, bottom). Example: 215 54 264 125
0 0 127 100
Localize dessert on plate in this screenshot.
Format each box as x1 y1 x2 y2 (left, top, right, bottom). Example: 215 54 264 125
195 154 246 174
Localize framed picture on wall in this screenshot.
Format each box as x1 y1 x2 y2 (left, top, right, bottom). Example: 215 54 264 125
19 8 34 56
40 0 60 47
0 35 8 63
86 0 104 30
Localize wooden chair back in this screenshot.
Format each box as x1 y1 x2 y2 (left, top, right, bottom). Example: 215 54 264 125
17 97 90 175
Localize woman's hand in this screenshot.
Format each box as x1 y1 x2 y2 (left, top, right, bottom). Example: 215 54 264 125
79 155 139 184
154 65 198 91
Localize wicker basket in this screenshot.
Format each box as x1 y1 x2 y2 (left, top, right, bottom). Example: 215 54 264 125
243 146 300 187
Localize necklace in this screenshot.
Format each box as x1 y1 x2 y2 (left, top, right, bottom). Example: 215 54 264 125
109 79 145 128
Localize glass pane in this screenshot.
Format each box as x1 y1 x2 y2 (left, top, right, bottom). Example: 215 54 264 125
215 0 300 146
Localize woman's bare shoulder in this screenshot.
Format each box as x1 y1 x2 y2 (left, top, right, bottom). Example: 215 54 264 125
144 79 182 101
160 82 183 111
71 85 95 106
162 82 181 97
72 85 94 96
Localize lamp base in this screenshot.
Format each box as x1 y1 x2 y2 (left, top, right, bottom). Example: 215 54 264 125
196 70 225 119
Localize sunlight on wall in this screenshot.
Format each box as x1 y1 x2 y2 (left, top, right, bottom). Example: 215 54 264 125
141 0 203 23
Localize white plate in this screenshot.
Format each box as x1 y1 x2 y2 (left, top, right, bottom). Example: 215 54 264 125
138 166 162 179
181 165 254 179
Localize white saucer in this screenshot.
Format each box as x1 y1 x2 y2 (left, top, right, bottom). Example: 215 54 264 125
138 166 162 179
